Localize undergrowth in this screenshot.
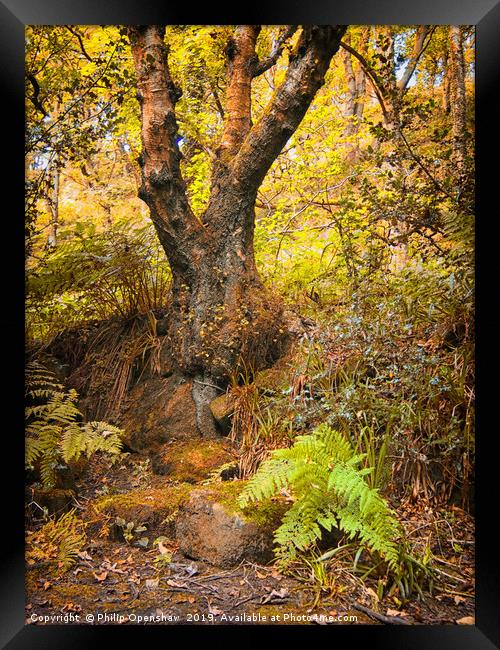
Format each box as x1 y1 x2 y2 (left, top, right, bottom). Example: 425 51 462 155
26 218 171 344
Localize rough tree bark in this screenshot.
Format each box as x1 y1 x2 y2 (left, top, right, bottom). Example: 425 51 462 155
341 29 368 162
448 26 467 192
128 25 346 438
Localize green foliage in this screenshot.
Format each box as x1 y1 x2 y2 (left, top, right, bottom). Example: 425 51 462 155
258 243 474 504
26 218 171 342
239 423 402 572
26 362 124 487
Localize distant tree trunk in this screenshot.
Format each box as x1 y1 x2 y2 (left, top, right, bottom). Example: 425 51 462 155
341 29 368 162
47 157 60 247
368 26 431 270
375 26 431 138
448 26 467 193
340 26 431 151
47 102 61 248
129 25 346 437
442 51 452 113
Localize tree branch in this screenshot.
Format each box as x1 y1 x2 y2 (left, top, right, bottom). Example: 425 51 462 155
66 26 94 63
397 26 435 92
339 40 389 120
217 25 261 158
26 73 48 117
208 78 225 120
398 127 454 199
252 26 297 77
230 26 347 194
128 25 207 277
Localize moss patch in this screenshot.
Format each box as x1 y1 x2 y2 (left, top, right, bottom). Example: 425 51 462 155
93 483 195 537
191 480 289 530
91 475 288 543
155 439 236 482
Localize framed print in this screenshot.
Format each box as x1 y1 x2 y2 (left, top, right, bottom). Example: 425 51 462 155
1 0 498 647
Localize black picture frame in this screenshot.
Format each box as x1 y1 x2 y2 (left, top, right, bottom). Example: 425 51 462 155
2 0 498 647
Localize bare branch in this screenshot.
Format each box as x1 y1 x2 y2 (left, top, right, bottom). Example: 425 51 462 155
252 26 297 77
397 26 435 92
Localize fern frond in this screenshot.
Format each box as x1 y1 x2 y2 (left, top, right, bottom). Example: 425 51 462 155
25 362 125 487
239 422 402 573
26 509 86 572
238 457 293 507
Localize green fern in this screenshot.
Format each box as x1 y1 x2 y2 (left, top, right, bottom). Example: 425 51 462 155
61 421 124 462
26 362 124 487
239 423 401 571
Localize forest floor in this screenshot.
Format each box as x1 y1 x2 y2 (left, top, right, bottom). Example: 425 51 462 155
26 447 475 627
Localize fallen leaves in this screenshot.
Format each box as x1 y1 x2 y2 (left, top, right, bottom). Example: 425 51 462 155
93 571 108 582
166 579 185 588
262 587 288 604
386 608 407 618
61 602 81 613
157 540 170 556
77 551 92 561
456 616 474 625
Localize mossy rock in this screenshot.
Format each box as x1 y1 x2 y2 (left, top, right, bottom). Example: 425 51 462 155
150 439 236 481
119 375 199 451
253 361 291 394
175 480 289 568
209 393 235 434
94 483 195 540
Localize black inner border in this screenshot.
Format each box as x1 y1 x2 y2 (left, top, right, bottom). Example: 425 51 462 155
1 0 498 647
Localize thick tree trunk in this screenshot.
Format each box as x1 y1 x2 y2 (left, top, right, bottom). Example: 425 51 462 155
129 25 346 438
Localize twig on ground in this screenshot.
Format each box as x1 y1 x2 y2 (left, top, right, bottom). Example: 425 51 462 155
353 603 410 625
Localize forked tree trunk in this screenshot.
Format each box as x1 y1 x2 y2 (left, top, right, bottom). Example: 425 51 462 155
129 25 346 437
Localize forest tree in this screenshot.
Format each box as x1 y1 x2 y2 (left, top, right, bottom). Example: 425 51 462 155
128 25 347 436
